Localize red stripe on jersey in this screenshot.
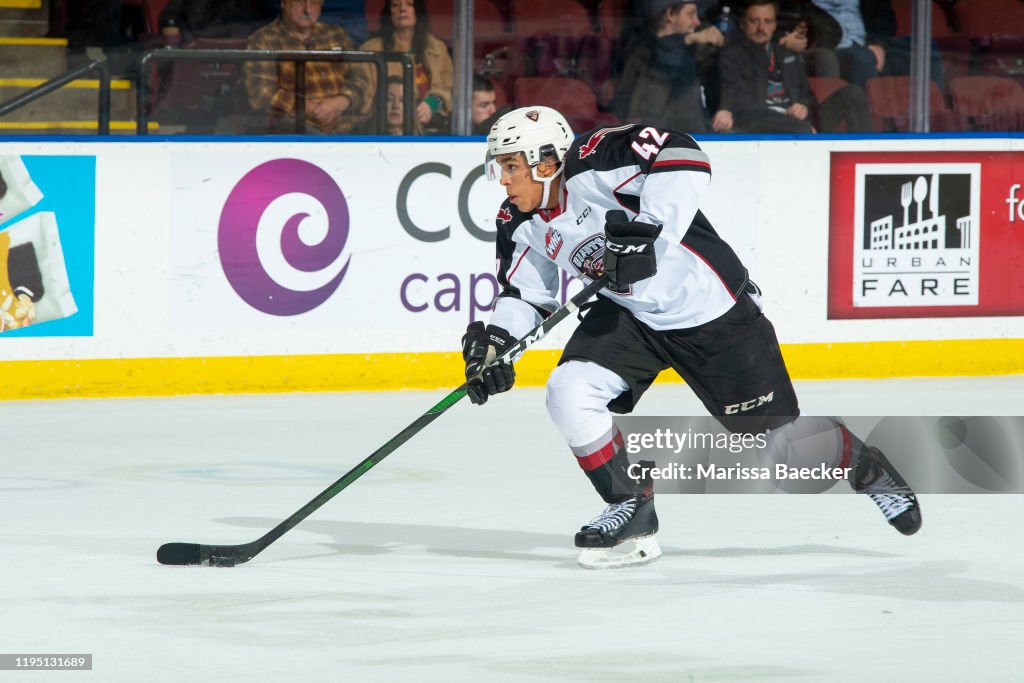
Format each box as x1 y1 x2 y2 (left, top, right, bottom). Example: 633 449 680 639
652 159 712 172
505 246 532 283
679 241 737 302
575 430 625 471
613 171 642 211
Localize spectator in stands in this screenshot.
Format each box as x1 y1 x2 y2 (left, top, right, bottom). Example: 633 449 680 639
471 75 503 135
358 0 454 135
776 0 842 77
713 0 872 133
810 0 943 87
714 0 815 132
159 0 277 42
245 0 371 134
385 75 422 134
611 0 713 133
810 0 891 86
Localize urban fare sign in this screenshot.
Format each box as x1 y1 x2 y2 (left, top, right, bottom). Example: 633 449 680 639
852 163 980 308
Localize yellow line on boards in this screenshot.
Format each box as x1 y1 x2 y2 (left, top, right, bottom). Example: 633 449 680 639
0 0 43 10
0 121 158 130
0 78 133 89
0 36 60 44
2 339 1023 400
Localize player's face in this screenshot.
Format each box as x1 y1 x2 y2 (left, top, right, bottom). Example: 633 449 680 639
495 153 544 213
282 0 323 32
390 0 416 29
471 90 497 125
743 4 777 45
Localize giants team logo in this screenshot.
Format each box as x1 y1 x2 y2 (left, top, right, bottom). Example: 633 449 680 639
823 152 1024 320
570 234 605 278
851 162 980 308
545 227 563 259
578 124 633 159
570 234 631 293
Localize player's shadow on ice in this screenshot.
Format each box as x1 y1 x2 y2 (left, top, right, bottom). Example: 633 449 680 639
217 516 895 565
218 516 574 563
215 517 1024 602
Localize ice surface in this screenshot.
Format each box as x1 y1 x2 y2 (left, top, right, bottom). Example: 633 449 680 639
3 377 1023 681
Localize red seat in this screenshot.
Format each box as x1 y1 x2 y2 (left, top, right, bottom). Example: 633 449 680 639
512 0 593 37
958 0 1024 40
949 76 1024 131
574 32 616 106
865 75 963 131
807 76 849 103
141 0 171 34
364 0 386 34
153 37 248 129
958 0 1024 81
513 76 618 132
891 0 954 37
426 0 508 43
597 0 630 39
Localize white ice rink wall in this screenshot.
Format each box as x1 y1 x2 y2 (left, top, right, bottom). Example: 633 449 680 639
1 135 1022 398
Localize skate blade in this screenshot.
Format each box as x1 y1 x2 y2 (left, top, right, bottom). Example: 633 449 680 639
577 535 662 570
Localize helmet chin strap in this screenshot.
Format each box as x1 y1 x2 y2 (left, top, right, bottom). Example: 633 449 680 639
532 163 565 210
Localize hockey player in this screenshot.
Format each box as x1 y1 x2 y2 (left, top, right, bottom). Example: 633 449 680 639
462 106 921 568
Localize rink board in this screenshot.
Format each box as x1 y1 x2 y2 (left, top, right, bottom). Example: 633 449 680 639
0 135 1022 398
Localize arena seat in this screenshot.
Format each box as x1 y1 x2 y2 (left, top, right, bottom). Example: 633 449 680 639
949 76 1024 131
513 76 618 132
865 75 963 132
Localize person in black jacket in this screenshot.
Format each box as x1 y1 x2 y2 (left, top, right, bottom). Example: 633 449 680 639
712 0 814 133
612 0 716 133
159 0 277 41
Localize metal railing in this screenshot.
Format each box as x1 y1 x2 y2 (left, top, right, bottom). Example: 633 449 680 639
0 60 111 134
136 48 415 136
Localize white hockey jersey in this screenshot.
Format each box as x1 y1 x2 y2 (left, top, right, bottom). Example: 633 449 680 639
489 123 751 339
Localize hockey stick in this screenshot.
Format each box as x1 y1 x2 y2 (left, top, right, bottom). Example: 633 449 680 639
157 274 609 567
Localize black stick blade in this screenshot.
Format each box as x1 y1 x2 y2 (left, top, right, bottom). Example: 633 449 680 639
157 542 202 565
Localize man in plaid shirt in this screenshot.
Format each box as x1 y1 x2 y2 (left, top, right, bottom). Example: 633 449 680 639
245 0 371 134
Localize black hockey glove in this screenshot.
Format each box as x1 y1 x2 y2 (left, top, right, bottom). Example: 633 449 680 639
603 210 663 289
462 321 516 406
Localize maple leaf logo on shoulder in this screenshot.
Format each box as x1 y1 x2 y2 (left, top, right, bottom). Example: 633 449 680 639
525 110 540 122
578 124 634 159
497 207 513 223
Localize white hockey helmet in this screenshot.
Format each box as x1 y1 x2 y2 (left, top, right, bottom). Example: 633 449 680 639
484 106 574 183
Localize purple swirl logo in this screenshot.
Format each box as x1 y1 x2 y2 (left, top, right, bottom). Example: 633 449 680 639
218 159 350 316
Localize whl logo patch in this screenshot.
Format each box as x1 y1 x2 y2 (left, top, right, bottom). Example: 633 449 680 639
545 227 563 259
852 162 980 308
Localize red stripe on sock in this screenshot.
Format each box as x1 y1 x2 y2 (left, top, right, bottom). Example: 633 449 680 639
575 430 625 472
838 424 853 470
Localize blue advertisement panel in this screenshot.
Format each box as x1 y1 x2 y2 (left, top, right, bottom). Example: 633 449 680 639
0 154 95 337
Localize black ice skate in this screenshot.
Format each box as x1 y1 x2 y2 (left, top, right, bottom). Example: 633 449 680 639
854 447 922 536
575 491 661 569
